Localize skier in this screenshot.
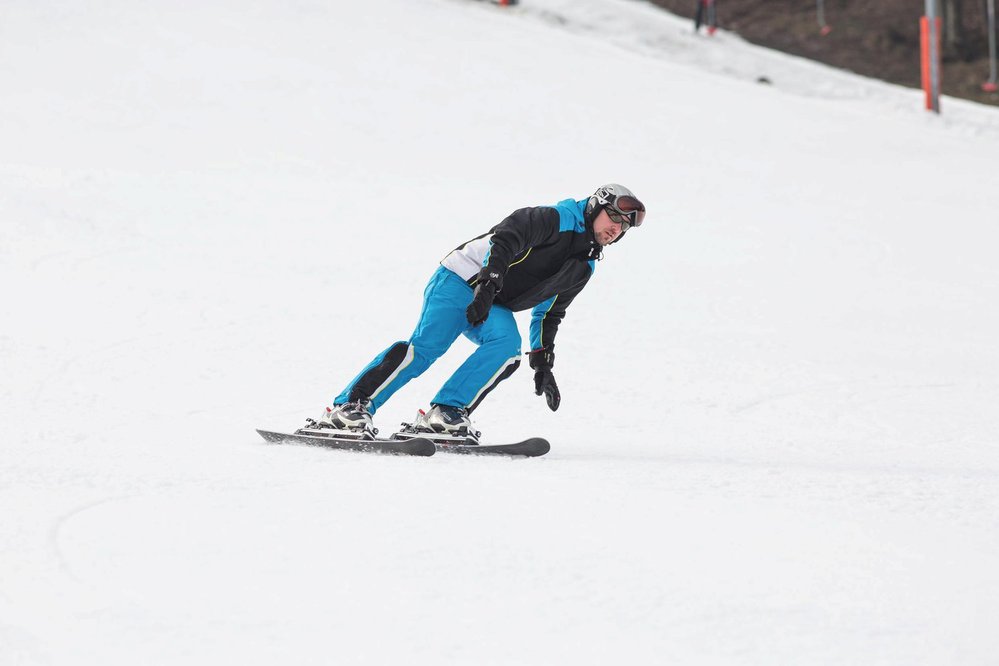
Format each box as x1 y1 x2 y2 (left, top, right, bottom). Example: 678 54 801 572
694 0 717 35
314 184 646 442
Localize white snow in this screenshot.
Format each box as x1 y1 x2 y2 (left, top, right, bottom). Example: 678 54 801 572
2 0 999 663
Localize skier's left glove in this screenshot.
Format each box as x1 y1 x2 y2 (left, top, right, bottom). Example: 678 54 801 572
529 348 560 412
466 268 503 326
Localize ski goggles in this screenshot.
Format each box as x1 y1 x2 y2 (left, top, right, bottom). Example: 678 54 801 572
604 195 646 230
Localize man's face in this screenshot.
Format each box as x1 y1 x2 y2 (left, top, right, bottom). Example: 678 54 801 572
592 208 626 246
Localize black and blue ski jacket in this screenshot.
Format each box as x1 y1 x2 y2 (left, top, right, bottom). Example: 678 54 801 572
440 198 602 354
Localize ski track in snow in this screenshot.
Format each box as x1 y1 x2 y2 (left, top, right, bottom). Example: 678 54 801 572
2 0 999 664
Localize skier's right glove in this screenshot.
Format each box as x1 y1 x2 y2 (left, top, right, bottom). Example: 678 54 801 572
529 348 560 412
466 269 502 326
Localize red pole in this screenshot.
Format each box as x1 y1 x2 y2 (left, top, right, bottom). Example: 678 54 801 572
920 15 942 112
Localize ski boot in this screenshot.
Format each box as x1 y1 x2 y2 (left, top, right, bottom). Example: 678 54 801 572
299 400 377 440
397 404 480 445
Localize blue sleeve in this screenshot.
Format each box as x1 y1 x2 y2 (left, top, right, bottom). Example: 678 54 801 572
529 296 559 351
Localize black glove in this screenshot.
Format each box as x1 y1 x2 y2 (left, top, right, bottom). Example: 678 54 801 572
466 269 502 326
534 368 560 411
529 348 560 411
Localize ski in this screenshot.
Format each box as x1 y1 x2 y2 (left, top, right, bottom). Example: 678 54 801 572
436 438 550 457
256 429 436 456
392 431 550 457
258 426 549 458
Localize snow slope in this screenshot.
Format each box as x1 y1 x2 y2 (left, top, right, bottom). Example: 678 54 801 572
2 0 998 663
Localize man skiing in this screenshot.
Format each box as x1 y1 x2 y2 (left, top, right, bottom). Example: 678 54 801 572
314 184 646 442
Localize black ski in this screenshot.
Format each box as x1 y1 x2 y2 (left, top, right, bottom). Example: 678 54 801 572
256 429 436 456
391 431 550 457
435 438 550 457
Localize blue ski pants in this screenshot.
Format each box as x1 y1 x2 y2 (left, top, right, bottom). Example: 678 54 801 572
334 266 522 414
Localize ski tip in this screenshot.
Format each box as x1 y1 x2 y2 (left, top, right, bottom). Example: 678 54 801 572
404 438 438 456
522 438 551 456
517 437 552 458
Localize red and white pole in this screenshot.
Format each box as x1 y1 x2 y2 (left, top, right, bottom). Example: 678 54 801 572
921 0 942 113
